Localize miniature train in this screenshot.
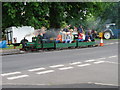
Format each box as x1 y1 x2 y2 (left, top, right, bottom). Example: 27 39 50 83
20 26 99 51
20 35 98 51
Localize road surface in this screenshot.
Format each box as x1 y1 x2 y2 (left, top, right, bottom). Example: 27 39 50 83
1 40 119 88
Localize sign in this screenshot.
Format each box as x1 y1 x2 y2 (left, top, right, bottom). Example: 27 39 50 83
99 32 103 38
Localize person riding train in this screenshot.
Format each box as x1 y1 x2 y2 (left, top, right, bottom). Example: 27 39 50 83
56 31 62 43
77 32 85 42
77 25 84 33
84 28 95 42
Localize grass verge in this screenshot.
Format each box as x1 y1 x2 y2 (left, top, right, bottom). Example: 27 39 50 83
2 44 22 50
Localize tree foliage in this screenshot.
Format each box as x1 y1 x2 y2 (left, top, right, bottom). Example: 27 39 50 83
2 2 119 33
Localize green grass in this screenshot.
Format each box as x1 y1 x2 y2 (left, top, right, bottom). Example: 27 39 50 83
2 44 22 50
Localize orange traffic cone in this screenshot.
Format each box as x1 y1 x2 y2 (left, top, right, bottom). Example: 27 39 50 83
100 37 104 46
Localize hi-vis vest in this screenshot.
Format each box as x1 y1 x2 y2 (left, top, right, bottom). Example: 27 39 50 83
56 34 62 41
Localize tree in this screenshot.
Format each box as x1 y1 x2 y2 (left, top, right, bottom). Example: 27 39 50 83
2 2 118 33
49 2 65 28
2 2 25 32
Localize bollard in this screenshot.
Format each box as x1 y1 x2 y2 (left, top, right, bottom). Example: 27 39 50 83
99 32 104 46
100 37 104 46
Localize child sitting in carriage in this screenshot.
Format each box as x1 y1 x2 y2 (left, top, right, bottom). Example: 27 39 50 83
77 32 85 42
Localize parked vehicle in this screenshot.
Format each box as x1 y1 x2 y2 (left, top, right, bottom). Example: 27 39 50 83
5 26 35 46
103 23 120 39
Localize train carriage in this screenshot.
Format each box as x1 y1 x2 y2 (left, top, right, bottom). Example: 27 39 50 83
77 41 96 47
21 36 97 51
55 42 76 49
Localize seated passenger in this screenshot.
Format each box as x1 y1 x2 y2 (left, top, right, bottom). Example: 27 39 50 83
56 34 62 43
70 29 74 42
63 28 69 32
77 32 84 42
89 35 95 41
65 32 73 43
77 25 84 33
87 28 95 41
84 32 95 42
65 35 71 43
63 25 69 32
42 32 49 39
62 31 67 42
42 32 50 43
84 34 89 42
37 33 43 43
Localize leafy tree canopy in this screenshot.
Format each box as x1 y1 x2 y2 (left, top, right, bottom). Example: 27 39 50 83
2 2 119 33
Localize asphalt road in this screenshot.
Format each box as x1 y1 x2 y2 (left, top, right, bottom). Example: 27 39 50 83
1 40 119 88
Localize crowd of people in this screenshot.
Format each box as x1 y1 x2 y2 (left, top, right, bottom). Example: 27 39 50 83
55 25 96 43
36 25 97 43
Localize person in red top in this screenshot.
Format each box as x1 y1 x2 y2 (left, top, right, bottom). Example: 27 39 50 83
77 32 84 42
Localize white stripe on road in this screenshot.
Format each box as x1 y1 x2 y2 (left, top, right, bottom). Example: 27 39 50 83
77 64 91 67
108 55 117 58
109 43 114 45
1 72 21 77
115 42 118 44
59 67 74 70
105 43 114 45
85 59 95 62
105 42 118 45
7 75 29 80
98 58 106 60
28 68 45 72
49 64 64 68
36 70 54 75
69 62 82 65
105 61 118 64
94 82 118 86
104 43 109 45
94 61 105 64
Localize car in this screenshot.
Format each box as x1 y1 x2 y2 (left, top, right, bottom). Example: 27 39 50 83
103 23 120 39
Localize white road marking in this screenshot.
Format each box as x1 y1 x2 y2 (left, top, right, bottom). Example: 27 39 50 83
1 72 21 76
69 62 82 65
2 83 46 86
108 55 117 58
88 82 118 86
97 58 106 60
105 43 114 45
49 64 64 68
105 42 118 45
36 70 54 75
115 42 118 44
7 75 29 80
59 66 74 70
77 64 91 67
94 61 105 64
104 43 109 45
28 68 45 72
105 61 118 64
109 43 114 45
85 59 95 62
94 82 118 86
